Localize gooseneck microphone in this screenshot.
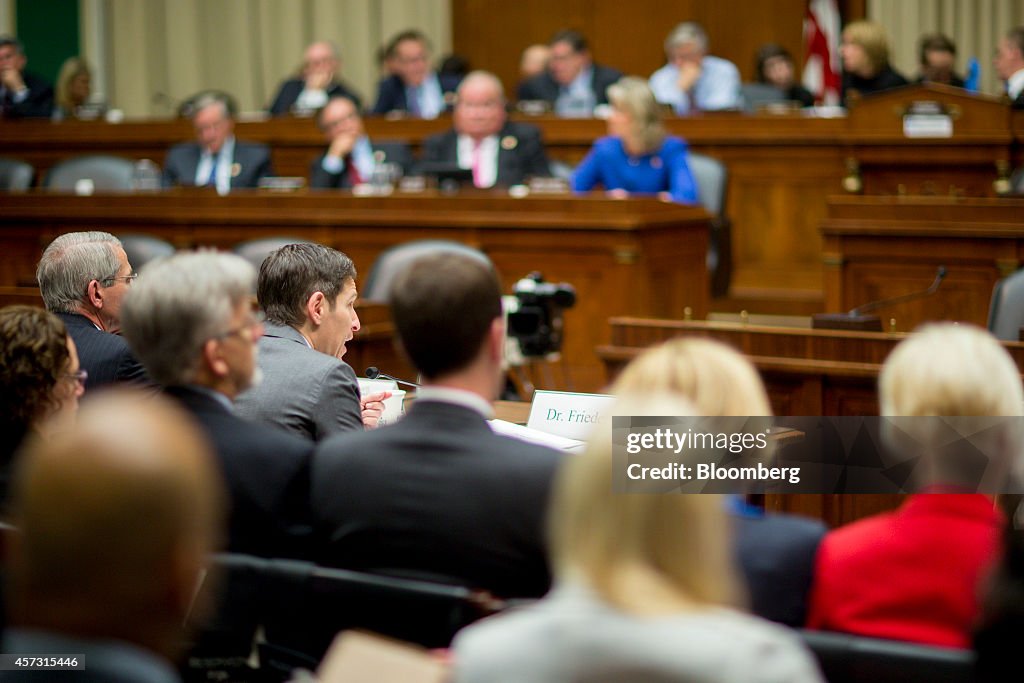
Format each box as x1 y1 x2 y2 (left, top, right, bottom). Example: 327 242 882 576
812 266 947 332
365 366 420 388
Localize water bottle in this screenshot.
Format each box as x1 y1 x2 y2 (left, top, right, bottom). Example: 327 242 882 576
132 159 162 191
965 58 980 93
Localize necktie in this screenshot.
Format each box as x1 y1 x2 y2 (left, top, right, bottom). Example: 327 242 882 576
345 154 363 185
407 86 421 116
471 140 483 188
205 154 218 187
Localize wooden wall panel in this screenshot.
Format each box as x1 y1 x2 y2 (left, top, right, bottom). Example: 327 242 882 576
452 0 808 100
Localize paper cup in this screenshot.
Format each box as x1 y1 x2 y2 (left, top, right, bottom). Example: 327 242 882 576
378 390 406 426
359 378 399 396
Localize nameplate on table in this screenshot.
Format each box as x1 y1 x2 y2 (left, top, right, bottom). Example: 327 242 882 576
902 101 953 138
527 390 615 441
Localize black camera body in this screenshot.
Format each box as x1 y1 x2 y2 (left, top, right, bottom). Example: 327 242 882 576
507 272 576 357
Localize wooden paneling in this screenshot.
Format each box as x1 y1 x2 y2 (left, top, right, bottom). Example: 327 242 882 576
0 191 710 393
451 0 808 99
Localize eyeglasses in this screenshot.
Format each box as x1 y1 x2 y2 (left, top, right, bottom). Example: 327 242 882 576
64 369 88 386
101 272 138 286
214 311 266 341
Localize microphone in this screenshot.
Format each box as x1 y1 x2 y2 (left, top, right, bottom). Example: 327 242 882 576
365 366 420 389
812 266 947 332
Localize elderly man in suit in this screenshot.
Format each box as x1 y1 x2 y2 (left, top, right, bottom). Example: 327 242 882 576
421 71 551 188
312 252 564 599
516 30 622 116
121 251 313 558
309 95 412 188
2 390 224 683
649 22 742 114
371 30 460 118
0 35 53 118
234 243 386 441
268 40 362 116
35 231 149 390
995 26 1024 108
163 91 273 193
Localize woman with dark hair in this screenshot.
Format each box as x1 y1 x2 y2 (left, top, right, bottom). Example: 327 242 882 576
0 306 85 501
571 76 698 204
755 44 815 107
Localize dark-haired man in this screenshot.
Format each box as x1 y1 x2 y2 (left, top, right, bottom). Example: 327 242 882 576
234 243 384 440
0 35 53 118
372 30 460 118
311 253 563 598
309 96 412 188
163 91 274 192
516 29 622 116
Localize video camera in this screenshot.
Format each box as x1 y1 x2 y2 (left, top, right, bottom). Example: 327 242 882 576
507 272 576 357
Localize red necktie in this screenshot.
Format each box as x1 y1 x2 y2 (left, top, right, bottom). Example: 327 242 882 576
345 154 362 185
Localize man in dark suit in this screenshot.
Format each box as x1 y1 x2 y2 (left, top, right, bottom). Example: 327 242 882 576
36 231 149 390
163 91 274 193
3 390 224 683
120 251 313 559
995 26 1024 108
421 71 551 188
0 35 53 118
268 40 362 116
312 252 564 599
309 95 412 188
371 30 460 118
516 29 622 116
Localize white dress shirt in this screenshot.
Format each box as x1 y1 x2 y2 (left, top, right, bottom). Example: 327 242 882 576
194 136 236 195
457 134 499 188
1008 68 1024 101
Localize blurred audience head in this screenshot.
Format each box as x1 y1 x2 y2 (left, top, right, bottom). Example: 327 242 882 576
918 33 958 84
55 56 93 113
187 90 237 155
519 44 551 81
121 251 260 397
303 40 340 80
550 393 743 612
5 389 224 661
612 337 772 416
0 35 26 75
389 252 502 389
454 70 507 140
0 306 82 449
841 20 891 78
756 44 797 88
386 29 432 87
664 22 709 68
605 76 666 154
994 27 1024 82
256 243 359 359
547 29 592 86
317 95 363 142
36 231 134 333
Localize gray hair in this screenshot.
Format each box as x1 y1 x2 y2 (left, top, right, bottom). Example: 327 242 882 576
664 22 708 56
36 232 124 313
456 70 506 103
121 251 255 386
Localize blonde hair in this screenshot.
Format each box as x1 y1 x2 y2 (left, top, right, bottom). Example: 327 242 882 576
549 395 743 612
606 76 665 154
842 20 891 75
611 338 772 417
55 56 91 113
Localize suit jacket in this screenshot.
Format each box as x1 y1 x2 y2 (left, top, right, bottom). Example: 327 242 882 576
371 72 461 116
733 506 826 627
162 140 274 189
516 63 622 106
164 385 312 558
0 71 54 118
56 312 149 391
420 121 552 187
806 494 1002 648
233 322 363 441
308 142 414 189
311 399 564 598
268 78 362 116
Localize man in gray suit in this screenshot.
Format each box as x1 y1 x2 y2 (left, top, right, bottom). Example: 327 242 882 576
235 243 386 440
163 91 273 193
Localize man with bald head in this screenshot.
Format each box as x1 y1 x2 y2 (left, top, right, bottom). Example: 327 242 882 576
3 390 224 682
309 96 412 189
121 251 313 557
269 40 362 116
36 231 149 390
421 70 551 188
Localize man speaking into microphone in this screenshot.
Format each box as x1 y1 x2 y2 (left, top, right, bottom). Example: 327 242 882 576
235 243 389 440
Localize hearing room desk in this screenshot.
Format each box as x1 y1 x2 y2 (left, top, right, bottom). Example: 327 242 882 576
0 190 710 392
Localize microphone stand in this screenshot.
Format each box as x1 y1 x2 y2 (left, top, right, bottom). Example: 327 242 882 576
812 267 947 332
